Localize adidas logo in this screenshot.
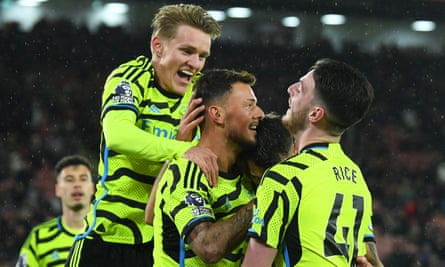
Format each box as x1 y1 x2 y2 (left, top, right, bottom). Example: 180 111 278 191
149 105 161 113
51 250 60 260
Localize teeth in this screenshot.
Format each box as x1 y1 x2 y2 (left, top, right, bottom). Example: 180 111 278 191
180 70 193 76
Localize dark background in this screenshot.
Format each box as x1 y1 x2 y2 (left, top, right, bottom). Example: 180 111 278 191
1 1 445 266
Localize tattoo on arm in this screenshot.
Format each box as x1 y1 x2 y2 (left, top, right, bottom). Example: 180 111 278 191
185 200 254 263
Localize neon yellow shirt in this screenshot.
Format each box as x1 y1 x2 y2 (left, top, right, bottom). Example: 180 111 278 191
17 216 83 267
153 158 256 266
81 56 198 245
249 143 373 266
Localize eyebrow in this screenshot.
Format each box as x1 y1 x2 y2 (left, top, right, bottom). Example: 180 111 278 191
180 45 210 58
246 97 257 104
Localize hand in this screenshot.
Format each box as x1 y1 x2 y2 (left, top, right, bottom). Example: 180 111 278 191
183 146 218 186
356 256 373 267
176 95 205 141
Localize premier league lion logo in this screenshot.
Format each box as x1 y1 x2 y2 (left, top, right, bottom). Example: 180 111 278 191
185 192 206 206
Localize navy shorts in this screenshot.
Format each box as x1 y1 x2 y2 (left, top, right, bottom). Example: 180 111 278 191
65 238 154 267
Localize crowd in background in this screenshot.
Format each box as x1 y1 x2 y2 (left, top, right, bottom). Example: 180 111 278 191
1 18 445 267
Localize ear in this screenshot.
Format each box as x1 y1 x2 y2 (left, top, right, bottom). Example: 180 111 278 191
55 183 61 198
309 106 325 123
151 35 163 57
208 105 225 124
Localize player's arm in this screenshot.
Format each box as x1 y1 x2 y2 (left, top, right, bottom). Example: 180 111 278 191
365 241 384 267
185 200 254 263
176 94 204 141
145 160 170 225
356 256 373 267
177 94 218 185
16 231 39 267
241 238 277 267
103 110 194 161
362 215 384 267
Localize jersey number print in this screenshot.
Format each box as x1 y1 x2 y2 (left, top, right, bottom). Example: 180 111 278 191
323 193 364 261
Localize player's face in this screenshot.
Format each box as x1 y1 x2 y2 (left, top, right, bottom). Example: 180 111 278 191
152 25 211 95
282 70 316 134
224 82 264 147
55 165 95 212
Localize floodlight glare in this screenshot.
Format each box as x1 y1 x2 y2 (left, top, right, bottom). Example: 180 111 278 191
411 20 436 32
282 16 300 27
208 10 226 22
227 7 252 19
321 14 346 25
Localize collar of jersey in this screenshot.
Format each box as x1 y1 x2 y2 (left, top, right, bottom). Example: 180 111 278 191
299 142 329 154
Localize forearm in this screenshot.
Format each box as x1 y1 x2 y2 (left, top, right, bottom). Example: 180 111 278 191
366 241 384 267
103 110 193 160
186 200 254 263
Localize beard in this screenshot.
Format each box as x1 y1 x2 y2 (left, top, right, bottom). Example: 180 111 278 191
230 131 256 150
70 203 85 212
283 108 309 134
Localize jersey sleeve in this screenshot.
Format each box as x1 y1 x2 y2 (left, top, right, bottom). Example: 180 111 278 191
248 169 298 249
100 69 194 162
358 203 374 256
363 216 376 243
17 230 39 267
103 109 194 161
161 161 215 241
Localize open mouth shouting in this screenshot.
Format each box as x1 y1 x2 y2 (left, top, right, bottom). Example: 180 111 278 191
178 69 194 83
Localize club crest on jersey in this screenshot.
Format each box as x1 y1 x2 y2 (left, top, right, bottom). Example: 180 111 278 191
185 192 206 206
112 80 134 104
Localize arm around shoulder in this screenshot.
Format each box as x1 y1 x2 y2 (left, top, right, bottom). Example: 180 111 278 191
103 110 194 161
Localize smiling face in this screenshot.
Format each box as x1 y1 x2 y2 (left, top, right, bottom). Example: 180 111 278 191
151 25 212 95
282 70 317 134
223 82 265 147
55 164 95 212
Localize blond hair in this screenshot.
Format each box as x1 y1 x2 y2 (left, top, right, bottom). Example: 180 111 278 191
151 4 221 40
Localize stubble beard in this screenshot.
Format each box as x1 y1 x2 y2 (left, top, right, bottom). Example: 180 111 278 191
70 203 85 212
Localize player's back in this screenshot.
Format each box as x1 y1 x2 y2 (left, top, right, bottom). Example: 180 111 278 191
251 143 373 266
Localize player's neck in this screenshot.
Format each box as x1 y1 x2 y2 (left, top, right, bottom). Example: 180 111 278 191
198 136 240 173
295 127 340 153
62 207 88 230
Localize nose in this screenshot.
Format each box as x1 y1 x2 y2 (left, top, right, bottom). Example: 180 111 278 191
255 106 265 119
287 82 300 95
187 54 203 70
73 178 82 187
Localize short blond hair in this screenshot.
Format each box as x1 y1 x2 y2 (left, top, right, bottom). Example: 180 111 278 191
151 4 221 40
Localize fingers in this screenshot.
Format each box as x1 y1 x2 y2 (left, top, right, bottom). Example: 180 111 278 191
177 98 205 141
183 147 219 187
356 256 372 267
182 98 205 124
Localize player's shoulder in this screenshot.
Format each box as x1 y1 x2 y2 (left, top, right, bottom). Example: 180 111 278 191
170 157 192 169
164 158 199 180
167 158 210 188
106 56 153 82
118 55 151 70
29 217 60 234
269 153 313 173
